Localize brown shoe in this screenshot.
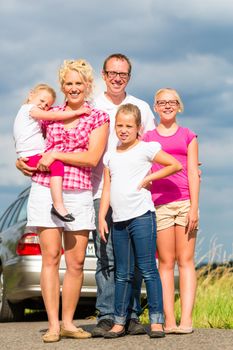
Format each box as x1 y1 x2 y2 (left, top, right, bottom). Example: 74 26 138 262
42 331 61 343
175 326 193 334
60 326 92 339
164 327 178 334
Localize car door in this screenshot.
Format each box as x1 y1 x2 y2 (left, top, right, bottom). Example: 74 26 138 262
0 195 27 266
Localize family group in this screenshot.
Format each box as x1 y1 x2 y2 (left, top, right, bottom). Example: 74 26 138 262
13 53 199 343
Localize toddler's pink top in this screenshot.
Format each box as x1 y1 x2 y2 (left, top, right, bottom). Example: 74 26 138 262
143 126 197 206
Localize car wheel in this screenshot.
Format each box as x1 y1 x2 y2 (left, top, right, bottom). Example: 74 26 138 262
0 270 25 322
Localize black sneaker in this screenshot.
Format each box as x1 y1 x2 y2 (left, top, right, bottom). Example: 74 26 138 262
126 319 146 335
91 319 114 338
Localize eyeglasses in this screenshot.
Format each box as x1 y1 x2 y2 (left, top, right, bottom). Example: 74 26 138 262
156 100 179 107
104 71 130 79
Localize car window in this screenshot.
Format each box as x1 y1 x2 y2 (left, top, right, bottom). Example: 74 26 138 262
0 197 25 231
0 205 14 231
17 196 28 222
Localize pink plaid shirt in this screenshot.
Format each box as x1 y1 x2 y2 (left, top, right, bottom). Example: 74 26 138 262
32 102 109 191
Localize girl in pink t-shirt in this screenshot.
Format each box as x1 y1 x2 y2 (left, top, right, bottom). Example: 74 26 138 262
143 88 200 334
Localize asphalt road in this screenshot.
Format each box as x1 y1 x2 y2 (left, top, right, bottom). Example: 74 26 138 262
0 317 232 350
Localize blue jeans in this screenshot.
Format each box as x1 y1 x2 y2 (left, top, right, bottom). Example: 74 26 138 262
112 211 164 325
93 198 142 321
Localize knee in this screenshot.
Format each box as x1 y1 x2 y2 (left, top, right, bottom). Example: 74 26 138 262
176 254 195 268
159 257 176 271
116 270 134 283
42 249 61 268
139 263 159 281
66 259 84 276
142 270 157 282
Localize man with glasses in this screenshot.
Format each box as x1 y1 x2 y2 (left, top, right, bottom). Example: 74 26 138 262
91 53 156 337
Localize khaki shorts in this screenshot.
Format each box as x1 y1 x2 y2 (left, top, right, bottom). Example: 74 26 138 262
155 199 198 231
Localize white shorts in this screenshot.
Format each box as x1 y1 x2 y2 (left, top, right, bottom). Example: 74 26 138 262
27 182 95 231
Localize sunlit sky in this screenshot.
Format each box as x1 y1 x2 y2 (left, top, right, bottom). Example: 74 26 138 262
1 0 233 262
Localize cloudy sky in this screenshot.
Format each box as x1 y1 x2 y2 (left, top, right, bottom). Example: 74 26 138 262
1 0 233 262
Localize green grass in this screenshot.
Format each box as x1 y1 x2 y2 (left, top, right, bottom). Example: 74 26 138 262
190 264 233 328
140 263 233 329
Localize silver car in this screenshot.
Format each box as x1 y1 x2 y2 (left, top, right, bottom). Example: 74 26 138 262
0 187 97 322
0 187 179 322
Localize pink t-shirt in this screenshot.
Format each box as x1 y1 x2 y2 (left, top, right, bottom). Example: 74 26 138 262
143 126 197 206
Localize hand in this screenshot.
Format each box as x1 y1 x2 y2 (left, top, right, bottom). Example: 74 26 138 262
16 157 36 177
99 219 109 243
186 207 199 234
77 107 92 116
37 152 55 171
138 176 152 190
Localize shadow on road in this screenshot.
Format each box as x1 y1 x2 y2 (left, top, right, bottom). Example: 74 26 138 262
23 303 96 322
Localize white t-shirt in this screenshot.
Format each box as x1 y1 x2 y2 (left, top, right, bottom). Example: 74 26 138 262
13 104 45 158
103 141 161 222
92 92 156 199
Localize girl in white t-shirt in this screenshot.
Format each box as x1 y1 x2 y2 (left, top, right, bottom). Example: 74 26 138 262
98 103 182 338
13 83 90 222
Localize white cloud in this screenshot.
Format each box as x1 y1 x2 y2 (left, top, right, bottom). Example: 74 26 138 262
0 0 232 261
200 129 233 172
0 134 28 185
133 53 233 95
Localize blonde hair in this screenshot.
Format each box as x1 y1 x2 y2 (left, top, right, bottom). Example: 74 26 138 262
155 88 184 113
59 59 94 99
115 103 141 138
26 83 56 103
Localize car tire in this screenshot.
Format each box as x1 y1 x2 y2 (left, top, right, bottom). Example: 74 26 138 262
0 270 25 322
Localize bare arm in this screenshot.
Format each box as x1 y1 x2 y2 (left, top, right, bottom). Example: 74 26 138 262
138 150 182 189
30 106 91 121
187 137 200 234
98 167 111 243
37 122 109 171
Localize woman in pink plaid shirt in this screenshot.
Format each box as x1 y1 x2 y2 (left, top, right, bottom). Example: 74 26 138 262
18 59 109 342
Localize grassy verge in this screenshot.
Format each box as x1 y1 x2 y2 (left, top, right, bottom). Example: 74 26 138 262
190 264 233 328
140 263 233 329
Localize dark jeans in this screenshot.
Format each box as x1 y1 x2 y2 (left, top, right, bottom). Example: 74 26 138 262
93 198 142 321
112 211 164 325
